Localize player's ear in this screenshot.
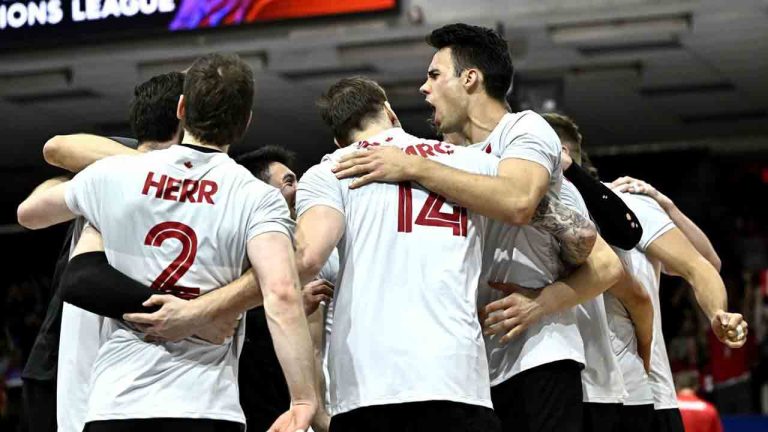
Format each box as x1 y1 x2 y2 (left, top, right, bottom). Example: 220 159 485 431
463 68 480 92
334 138 342 149
176 94 185 121
384 101 401 128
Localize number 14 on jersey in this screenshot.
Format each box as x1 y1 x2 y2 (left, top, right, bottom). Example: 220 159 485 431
397 182 468 237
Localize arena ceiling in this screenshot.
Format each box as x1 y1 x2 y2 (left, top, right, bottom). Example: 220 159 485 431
0 0 767 173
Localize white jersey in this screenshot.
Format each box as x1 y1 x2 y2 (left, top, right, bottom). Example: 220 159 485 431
478 110 563 201
318 248 339 412
472 114 583 385
296 128 497 415
64 144 293 424
57 219 104 432
560 180 626 403
615 192 678 409
604 249 655 406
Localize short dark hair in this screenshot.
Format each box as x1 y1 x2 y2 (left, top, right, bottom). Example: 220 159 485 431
542 113 583 164
183 53 254 147
129 71 184 144
236 146 296 183
316 77 388 146
427 23 514 102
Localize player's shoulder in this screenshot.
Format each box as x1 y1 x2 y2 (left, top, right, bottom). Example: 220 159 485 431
616 190 662 211
86 153 141 173
500 110 559 141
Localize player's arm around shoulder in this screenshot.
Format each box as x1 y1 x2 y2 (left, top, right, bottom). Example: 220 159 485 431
43 133 140 173
17 180 75 230
646 228 747 348
17 156 117 230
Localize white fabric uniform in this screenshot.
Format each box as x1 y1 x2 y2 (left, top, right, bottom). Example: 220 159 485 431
477 110 563 201
319 248 339 411
64 144 293 424
604 250 655 406
559 180 627 403
296 128 497 416
614 192 678 410
57 218 105 432
474 111 584 385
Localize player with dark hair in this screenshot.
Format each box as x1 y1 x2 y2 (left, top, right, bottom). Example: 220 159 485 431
21 71 185 432
235 146 336 432
18 53 317 432
331 25 622 432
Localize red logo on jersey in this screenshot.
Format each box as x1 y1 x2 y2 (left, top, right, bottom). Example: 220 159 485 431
357 140 381 149
484 144 492 154
385 136 393 142
142 172 218 204
403 142 454 158
184 161 193 169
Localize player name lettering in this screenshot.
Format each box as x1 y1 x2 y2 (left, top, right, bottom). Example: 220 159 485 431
357 140 455 158
141 171 218 204
403 142 454 158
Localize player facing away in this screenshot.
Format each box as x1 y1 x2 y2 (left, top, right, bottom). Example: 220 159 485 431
295 77 502 432
17 53 317 432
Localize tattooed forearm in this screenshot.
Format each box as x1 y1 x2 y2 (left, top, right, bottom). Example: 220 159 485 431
531 196 597 265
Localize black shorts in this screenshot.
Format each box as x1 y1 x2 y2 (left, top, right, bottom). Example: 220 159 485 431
22 378 57 432
329 401 501 432
84 418 243 432
491 360 584 432
653 408 684 432
583 402 621 432
617 404 654 432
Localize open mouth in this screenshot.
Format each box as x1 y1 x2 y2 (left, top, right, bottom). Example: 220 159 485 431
426 100 439 126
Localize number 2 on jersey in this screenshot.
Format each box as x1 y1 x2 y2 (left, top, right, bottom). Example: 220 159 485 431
145 222 200 299
397 182 468 236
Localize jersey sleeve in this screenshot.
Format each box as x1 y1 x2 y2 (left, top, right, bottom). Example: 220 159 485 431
559 181 590 218
498 112 562 176
246 186 295 243
623 194 675 252
296 162 345 218
64 157 116 230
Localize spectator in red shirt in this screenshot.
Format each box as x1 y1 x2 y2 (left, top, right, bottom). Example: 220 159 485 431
676 371 723 432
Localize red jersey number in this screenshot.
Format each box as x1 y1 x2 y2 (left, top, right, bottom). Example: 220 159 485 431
397 182 468 236
145 222 200 299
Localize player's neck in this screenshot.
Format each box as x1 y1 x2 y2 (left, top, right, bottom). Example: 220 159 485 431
463 97 508 144
349 122 396 145
181 133 229 153
137 139 176 153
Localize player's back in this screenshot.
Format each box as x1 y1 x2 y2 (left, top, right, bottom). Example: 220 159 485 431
297 128 497 415
65 144 292 424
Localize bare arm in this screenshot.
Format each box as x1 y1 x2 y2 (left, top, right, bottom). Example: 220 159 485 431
249 232 317 428
17 181 76 230
44 134 140 173
413 157 550 225
332 146 549 225
608 269 654 372
646 228 745 348
612 176 720 271
483 235 624 342
295 206 345 285
530 195 597 266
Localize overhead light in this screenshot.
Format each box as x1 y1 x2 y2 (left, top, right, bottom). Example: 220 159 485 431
549 14 690 46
